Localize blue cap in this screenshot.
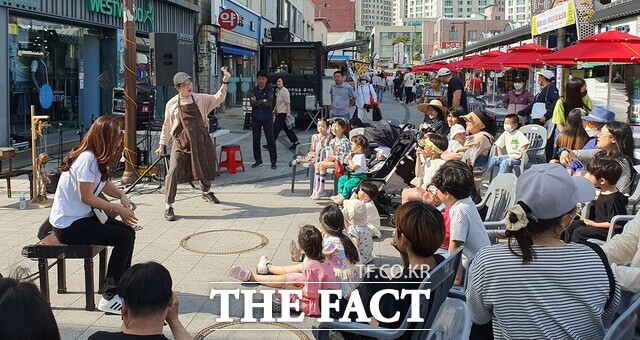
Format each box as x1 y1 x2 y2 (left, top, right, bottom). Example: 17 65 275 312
581 106 615 124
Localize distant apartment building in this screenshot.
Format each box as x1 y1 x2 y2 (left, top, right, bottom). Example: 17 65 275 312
504 0 530 23
355 0 394 31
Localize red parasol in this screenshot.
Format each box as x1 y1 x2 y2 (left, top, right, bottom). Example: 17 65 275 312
485 43 552 68
412 61 457 74
542 30 640 107
450 51 506 70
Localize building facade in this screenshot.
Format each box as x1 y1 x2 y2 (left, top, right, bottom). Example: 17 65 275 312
504 0 530 23
431 17 511 54
405 0 496 19
1 0 198 146
355 0 393 31
392 0 406 26
371 25 417 68
314 0 355 32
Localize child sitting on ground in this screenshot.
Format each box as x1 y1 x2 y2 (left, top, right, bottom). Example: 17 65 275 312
487 114 530 175
246 205 361 298
290 118 331 167
429 160 491 285
401 133 448 204
331 135 369 205
311 119 351 199
348 181 382 238
564 156 628 243
228 225 339 316
369 146 390 173
343 199 373 264
446 124 467 153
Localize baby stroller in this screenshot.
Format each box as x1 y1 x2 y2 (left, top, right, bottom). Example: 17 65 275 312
356 127 418 219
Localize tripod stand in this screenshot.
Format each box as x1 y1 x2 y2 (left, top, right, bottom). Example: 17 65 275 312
124 152 169 195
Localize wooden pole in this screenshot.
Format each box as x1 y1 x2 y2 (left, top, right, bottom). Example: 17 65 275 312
121 0 137 184
31 105 36 201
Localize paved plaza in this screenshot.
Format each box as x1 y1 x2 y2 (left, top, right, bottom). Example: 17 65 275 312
0 95 425 339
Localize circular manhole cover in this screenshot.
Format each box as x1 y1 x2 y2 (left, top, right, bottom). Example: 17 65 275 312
194 321 310 340
180 229 269 255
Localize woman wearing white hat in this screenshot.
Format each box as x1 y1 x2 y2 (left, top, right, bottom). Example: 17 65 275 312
355 75 377 123
467 163 619 339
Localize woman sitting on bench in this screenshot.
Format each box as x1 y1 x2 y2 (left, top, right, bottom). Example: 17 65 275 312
49 115 138 315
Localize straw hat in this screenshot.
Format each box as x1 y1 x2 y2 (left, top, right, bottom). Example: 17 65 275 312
417 99 447 117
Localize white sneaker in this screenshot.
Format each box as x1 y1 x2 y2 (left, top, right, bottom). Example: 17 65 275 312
98 295 123 314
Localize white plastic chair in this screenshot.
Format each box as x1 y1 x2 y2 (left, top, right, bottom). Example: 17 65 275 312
519 124 547 165
425 298 472 340
587 214 636 246
477 173 518 231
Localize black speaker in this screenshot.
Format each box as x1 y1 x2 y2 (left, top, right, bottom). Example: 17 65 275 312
150 33 179 86
270 28 290 42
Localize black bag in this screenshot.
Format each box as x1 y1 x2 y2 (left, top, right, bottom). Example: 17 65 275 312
208 112 221 132
372 106 382 121
353 107 359 119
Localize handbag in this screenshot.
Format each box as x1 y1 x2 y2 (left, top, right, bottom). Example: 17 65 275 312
372 106 382 121
334 159 345 178
285 114 295 129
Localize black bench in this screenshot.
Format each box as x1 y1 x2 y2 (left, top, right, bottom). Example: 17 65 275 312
22 244 108 311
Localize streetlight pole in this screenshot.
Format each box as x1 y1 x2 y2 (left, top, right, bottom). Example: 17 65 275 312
451 21 468 59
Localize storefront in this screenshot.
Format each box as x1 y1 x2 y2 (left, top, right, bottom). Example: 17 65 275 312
0 0 198 146
214 0 260 106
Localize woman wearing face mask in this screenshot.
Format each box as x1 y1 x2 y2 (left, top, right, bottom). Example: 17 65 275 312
502 77 534 124
580 106 616 150
552 77 593 136
467 164 619 339
355 75 377 123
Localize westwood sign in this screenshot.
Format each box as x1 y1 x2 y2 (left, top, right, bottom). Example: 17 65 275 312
87 0 155 31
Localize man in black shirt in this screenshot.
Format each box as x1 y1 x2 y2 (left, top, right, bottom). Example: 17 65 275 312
436 67 468 113
88 262 191 340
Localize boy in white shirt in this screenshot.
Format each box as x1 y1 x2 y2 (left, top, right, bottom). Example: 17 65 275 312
487 114 529 174
332 135 369 205
446 124 467 153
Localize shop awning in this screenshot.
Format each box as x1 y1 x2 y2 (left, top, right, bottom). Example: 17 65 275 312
220 45 254 58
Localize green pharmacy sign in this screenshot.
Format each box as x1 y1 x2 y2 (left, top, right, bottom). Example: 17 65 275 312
87 0 154 31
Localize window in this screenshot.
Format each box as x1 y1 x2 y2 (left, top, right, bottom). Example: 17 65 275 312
445 8 453 13
444 0 452 5
468 30 477 39
517 0 525 4
449 30 458 40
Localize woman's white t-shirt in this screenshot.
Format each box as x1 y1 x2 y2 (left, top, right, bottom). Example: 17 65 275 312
49 151 104 228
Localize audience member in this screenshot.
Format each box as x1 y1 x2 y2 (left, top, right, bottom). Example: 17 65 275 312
342 199 373 264
0 270 61 340
331 135 369 205
552 77 593 136
564 157 627 243
467 163 619 339
487 114 529 175
88 262 192 340
602 211 640 294
337 201 446 338
418 99 448 135
446 124 467 153
430 160 491 285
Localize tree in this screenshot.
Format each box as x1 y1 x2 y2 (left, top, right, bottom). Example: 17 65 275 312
392 35 410 45
413 34 422 56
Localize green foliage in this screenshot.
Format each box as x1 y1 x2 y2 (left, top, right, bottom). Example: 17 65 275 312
392 35 410 45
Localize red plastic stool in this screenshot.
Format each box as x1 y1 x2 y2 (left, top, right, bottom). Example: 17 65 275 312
219 145 245 174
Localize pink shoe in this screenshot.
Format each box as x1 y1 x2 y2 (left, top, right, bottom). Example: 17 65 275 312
229 266 252 282
256 255 271 275
311 190 326 200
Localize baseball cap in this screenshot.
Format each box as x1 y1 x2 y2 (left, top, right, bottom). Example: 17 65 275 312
449 124 466 138
173 72 192 86
536 70 555 80
581 106 615 124
374 146 391 158
436 67 452 77
515 163 595 220
513 76 524 83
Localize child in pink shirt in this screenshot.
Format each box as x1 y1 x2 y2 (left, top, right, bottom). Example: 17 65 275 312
229 225 339 316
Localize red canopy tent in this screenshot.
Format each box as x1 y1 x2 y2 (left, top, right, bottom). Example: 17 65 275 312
449 51 506 70
485 43 551 69
542 30 640 107
412 61 451 73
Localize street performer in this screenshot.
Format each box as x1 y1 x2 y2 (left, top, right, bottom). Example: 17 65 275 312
156 70 231 221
